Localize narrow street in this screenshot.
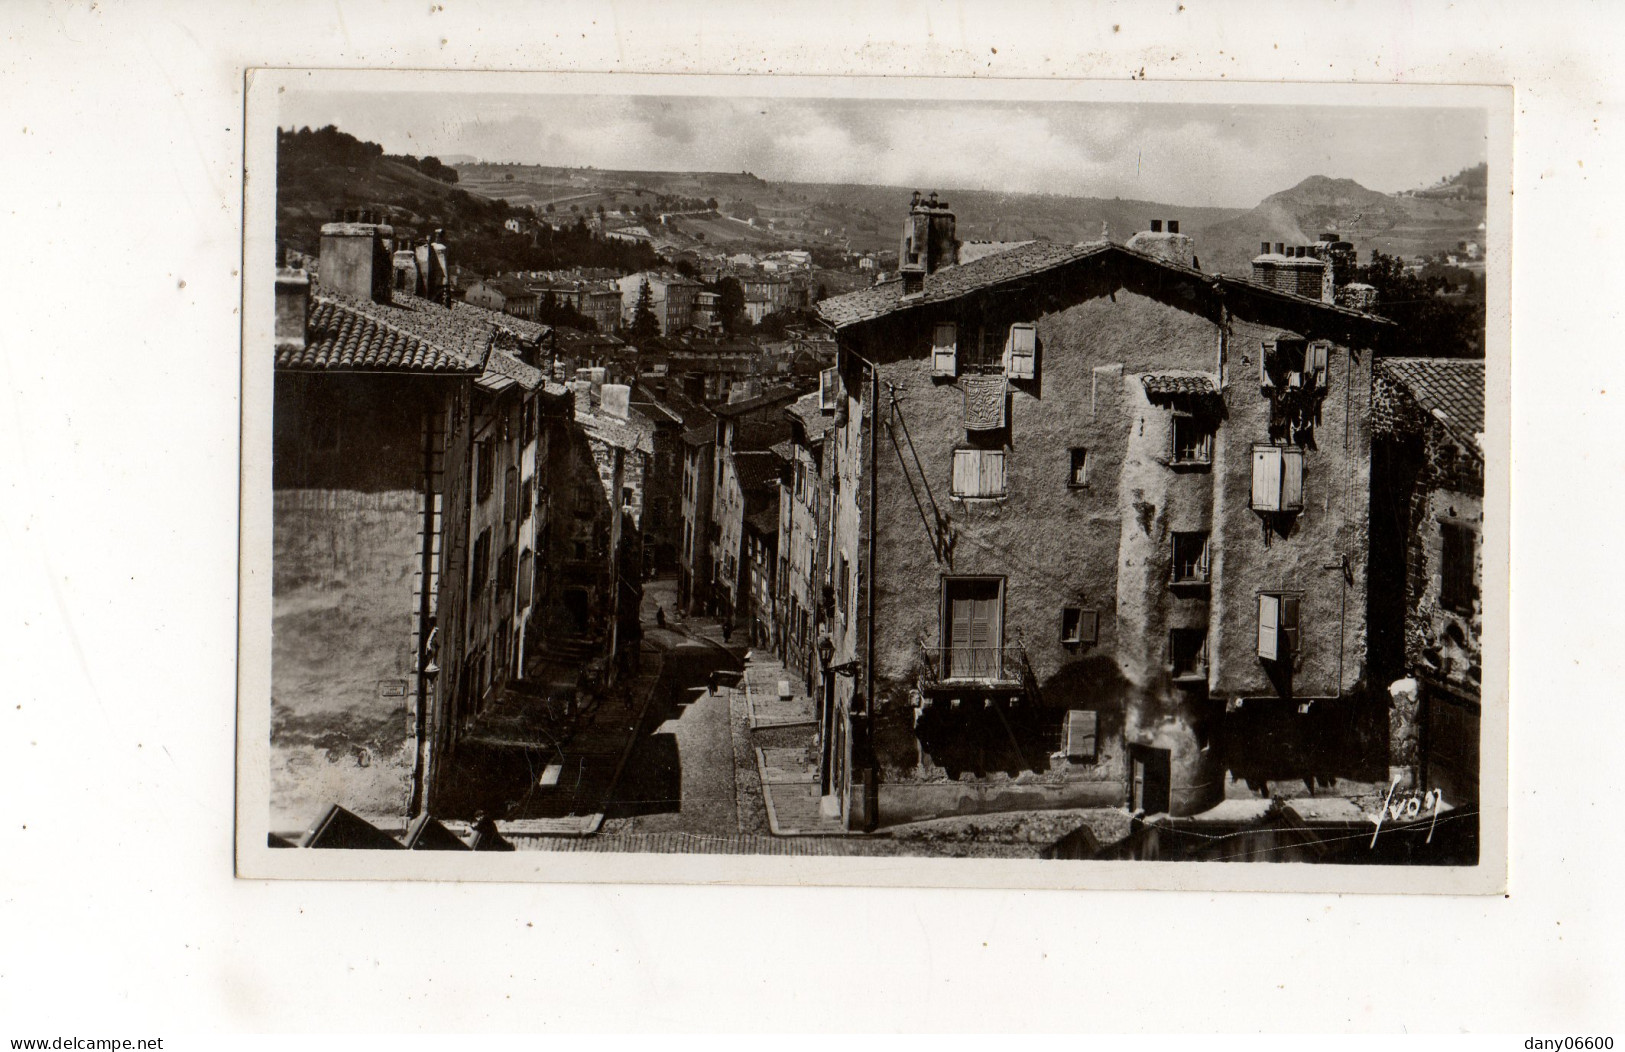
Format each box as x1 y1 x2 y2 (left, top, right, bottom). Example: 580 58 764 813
600 578 747 835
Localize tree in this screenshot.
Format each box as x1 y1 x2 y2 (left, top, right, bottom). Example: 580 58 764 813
628 281 661 343
545 202 556 214
1353 250 1484 359
711 276 746 333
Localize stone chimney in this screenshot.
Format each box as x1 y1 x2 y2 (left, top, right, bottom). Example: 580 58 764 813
415 230 450 305
1126 218 1196 268
319 214 394 304
897 191 959 294
274 268 309 352
601 383 630 421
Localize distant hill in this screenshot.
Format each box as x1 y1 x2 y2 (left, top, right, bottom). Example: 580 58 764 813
1196 174 1486 274
274 127 665 276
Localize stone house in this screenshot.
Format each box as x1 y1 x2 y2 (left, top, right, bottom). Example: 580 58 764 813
774 389 838 698
814 196 1393 830
1371 358 1485 807
271 221 562 832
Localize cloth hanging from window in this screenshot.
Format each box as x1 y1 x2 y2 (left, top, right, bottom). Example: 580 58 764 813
962 376 1007 431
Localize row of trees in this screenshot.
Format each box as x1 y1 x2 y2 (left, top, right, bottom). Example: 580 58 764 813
1355 251 1485 359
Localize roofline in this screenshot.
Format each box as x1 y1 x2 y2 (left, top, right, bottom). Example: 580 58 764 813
818 241 1395 331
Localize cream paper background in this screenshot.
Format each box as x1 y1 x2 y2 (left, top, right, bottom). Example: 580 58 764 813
2 0 1614 1032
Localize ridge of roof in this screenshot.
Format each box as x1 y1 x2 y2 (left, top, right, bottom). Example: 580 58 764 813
816 240 1392 330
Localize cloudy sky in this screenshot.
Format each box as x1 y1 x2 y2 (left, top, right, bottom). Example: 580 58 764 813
280 90 1487 209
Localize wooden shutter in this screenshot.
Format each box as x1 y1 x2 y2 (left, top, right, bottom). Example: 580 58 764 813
980 450 1006 496
1280 594 1301 658
1258 592 1280 661
1281 448 1305 510
1006 323 1037 379
1260 341 1276 388
1198 534 1211 579
818 366 839 410
1252 445 1282 511
949 591 974 678
1306 341 1330 384
932 322 958 377
952 448 977 496
1063 710 1098 761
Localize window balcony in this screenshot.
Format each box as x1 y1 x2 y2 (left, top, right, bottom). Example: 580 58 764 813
919 643 1028 692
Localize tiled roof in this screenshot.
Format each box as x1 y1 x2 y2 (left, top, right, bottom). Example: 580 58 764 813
816 240 1392 330
1141 374 1219 397
477 348 543 393
283 293 484 373
577 404 654 455
733 450 784 493
1378 358 1486 448
769 439 796 462
786 391 834 442
745 504 780 536
818 241 1110 328
713 387 803 418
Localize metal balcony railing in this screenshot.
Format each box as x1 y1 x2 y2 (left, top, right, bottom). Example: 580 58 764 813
920 643 1028 689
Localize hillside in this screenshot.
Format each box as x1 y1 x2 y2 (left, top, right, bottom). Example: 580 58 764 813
275 128 665 276
1197 174 1485 274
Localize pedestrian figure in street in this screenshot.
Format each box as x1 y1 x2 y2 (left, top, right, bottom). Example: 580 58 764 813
708 669 723 696
655 605 666 629
721 617 733 643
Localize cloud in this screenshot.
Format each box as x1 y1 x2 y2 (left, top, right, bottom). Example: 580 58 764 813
280 91 1488 208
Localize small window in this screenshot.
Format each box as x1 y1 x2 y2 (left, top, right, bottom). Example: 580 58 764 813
1439 522 1478 613
1068 448 1089 488
932 322 958 377
1257 592 1302 662
1060 607 1098 646
517 549 533 609
621 486 634 509
951 448 1008 498
496 544 515 597
1170 628 1209 680
1172 531 1211 584
1171 413 1213 464
519 478 533 523
1251 444 1305 512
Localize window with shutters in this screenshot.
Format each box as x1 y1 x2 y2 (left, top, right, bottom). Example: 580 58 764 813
1068 448 1089 488
504 466 520 523
1005 323 1037 379
1251 444 1306 512
950 447 1008 499
941 577 1005 681
931 321 958 377
1439 522 1478 613
475 439 496 502
1257 592 1302 662
496 544 515 598
519 477 533 523
1171 531 1211 585
517 548 533 609
471 528 492 600
1170 628 1209 680
1171 412 1213 465
819 366 839 410
1060 607 1098 646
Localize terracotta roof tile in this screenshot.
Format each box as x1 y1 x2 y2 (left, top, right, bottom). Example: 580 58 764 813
1378 358 1485 447
1141 374 1219 397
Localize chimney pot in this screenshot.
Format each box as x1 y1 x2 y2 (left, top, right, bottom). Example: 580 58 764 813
1167 220 1180 235
1261 241 1272 254
1150 219 1163 233
1275 242 1286 255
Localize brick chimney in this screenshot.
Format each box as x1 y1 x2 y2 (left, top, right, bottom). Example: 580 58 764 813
897 191 959 294
319 213 394 304
1126 218 1196 268
274 268 309 352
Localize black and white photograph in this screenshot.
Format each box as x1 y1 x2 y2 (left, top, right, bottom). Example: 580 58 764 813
241 71 1507 884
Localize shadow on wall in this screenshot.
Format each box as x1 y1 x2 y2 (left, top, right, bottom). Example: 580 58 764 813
895 655 1134 781
1219 689 1390 792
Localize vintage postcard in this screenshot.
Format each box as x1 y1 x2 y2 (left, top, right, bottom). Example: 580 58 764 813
237 69 1509 891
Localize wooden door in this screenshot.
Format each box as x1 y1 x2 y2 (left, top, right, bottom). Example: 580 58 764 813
945 579 1001 679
